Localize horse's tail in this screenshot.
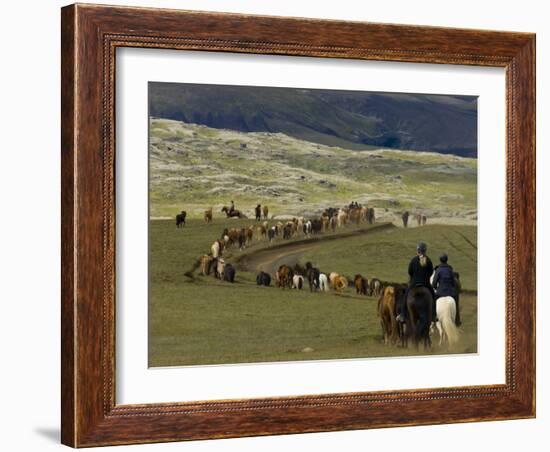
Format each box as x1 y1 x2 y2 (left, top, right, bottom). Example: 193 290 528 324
439 298 460 346
416 315 430 344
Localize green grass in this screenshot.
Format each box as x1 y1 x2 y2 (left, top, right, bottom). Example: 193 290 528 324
149 219 477 367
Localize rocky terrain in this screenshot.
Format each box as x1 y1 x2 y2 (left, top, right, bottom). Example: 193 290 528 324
149 118 477 223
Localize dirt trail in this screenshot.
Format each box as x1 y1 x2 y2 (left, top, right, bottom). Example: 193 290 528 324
236 223 395 275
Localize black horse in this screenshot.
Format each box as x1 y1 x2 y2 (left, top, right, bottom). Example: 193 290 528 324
256 271 271 286
176 210 187 228
406 286 433 349
255 204 262 222
224 264 236 283
305 261 320 292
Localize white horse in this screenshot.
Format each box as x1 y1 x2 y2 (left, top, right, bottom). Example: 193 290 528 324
318 273 329 292
434 296 460 347
211 240 222 258
216 258 226 280
292 275 304 290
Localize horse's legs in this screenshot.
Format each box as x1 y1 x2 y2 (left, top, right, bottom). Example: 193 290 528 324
436 321 443 346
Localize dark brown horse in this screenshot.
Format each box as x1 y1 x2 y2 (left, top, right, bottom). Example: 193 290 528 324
402 211 409 228
406 286 433 349
176 210 187 228
221 206 247 218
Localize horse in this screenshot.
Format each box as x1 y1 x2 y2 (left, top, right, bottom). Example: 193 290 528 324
238 228 247 250
360 206 368 223
199 255 213 276
210 240 223 258
311 218 323 234
268 226 276 242
204 207 213 224
223 263 236 283
254 204 262 221
349 208 361 225
318 273 329 292
176 210 186 228
367 207 375 225
322 215 330 231
262 205 269 220
292 275 304 290
221 206 247 218
337 209 348 227
223 228 240 247
402 211 409 228
283 223 293 239
416 213 422 226
305 262 320 292
246 226 254 244
330 216 337 232
434 296 460 347
215 258 226 280
370 278 383 297
329 272 347 292
276 265 293 289
354 274 368 295
406 286 433 349
256 271 271 287
378 286 399 345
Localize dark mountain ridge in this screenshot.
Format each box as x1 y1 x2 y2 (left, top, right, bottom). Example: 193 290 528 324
149 82 478 158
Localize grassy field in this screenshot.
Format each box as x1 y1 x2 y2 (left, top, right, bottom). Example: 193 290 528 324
149 218 477 367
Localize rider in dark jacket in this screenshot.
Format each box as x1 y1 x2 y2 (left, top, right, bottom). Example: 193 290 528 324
398 242 434 322
432 253 461 326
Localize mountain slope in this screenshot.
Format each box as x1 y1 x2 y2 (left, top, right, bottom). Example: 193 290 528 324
149 83 478 157
149 119 477 221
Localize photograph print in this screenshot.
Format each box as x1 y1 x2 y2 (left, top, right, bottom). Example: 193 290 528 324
148 82 478 367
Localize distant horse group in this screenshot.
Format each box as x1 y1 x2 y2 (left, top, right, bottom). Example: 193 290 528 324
401 211 428 228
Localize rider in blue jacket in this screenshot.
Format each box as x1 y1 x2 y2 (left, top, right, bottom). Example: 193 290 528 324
431 253 461 326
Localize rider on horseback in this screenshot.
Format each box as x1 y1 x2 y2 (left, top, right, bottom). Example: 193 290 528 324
432 253 461 326
397 241 435 322
229 200 235 215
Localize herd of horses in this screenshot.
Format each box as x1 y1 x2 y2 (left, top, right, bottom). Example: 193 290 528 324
182 202 452 350
401 211 428 228
177 205 428 230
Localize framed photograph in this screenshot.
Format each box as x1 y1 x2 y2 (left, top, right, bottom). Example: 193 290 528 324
61 3 536 447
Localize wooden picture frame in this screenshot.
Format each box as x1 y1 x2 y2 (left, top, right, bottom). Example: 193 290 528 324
61 3 536 447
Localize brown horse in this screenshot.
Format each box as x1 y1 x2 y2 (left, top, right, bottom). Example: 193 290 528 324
276 264 294 289
406 286 433 349
378 286 399 345
367 207 375 224
221 206 247 218
354 274 368 295
262 205 269 220
204 207 213 224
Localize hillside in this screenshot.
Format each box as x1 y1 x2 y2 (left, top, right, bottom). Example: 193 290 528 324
149 118 477 223
149 83 478 157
